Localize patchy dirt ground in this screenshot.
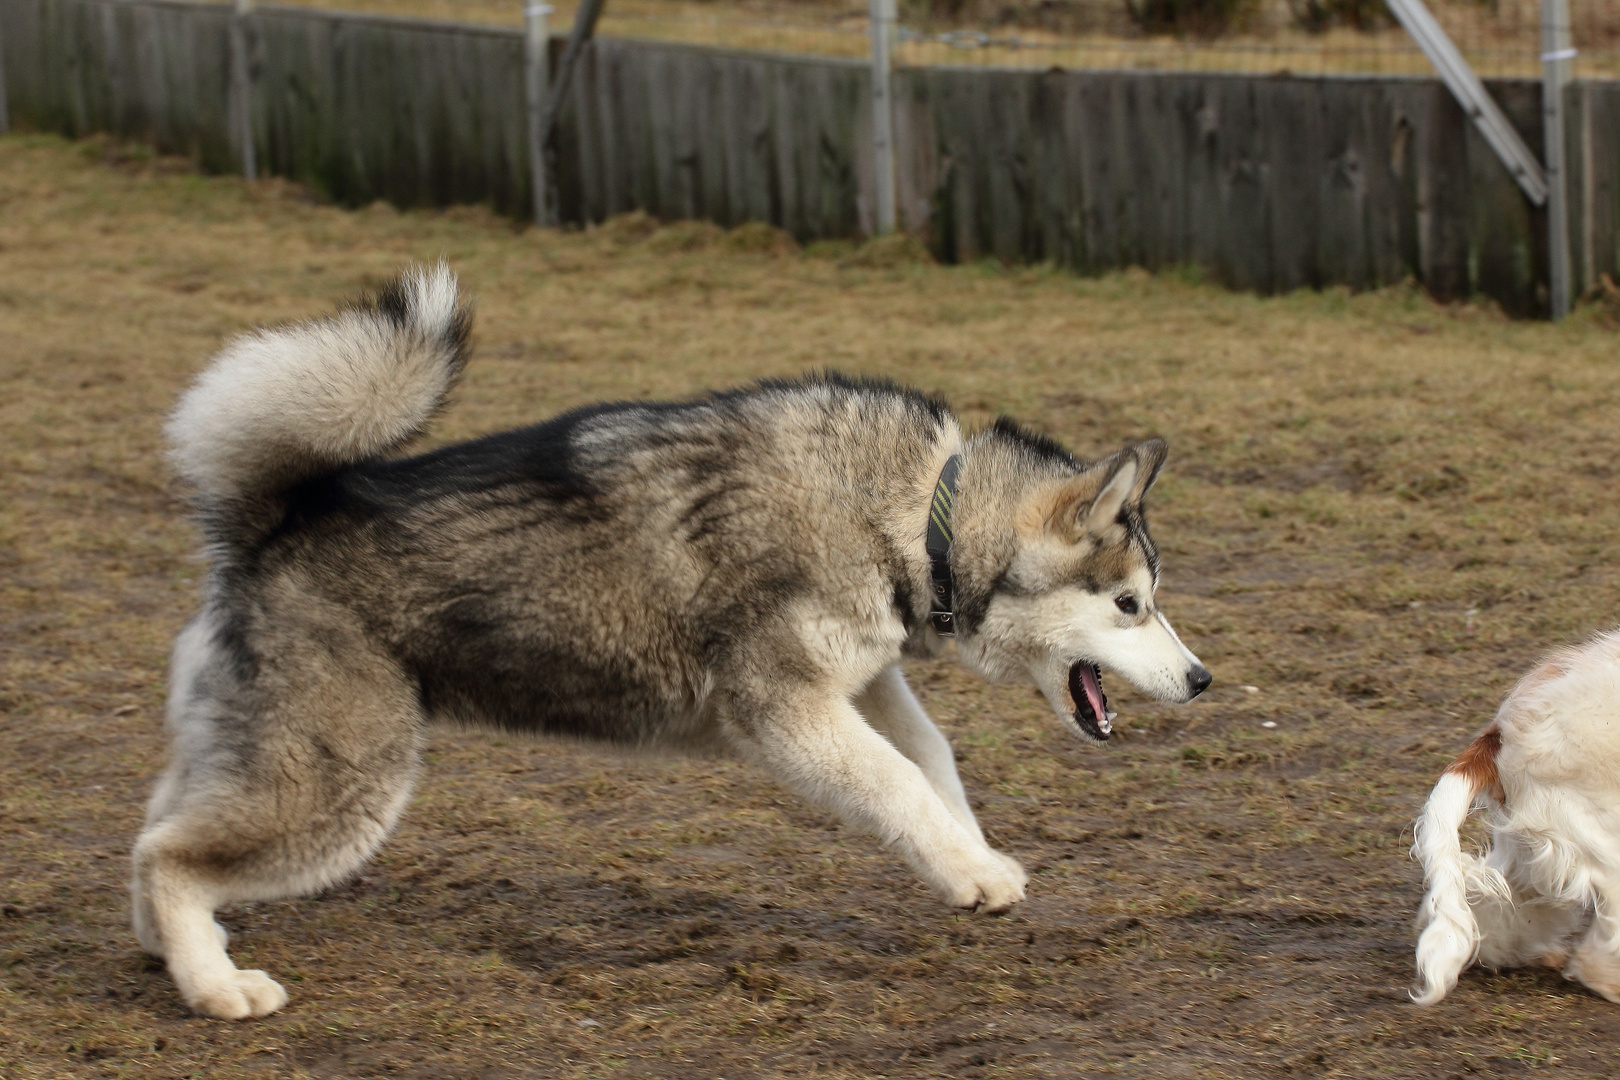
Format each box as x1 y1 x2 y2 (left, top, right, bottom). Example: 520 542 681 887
4 134 1620 1079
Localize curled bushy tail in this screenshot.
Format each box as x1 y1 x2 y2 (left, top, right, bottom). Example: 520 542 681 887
1411 728 1507 1005
167 265 469 540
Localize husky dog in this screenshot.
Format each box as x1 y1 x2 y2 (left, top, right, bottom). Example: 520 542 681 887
133 266 1210 1019
1413 628 1620 1006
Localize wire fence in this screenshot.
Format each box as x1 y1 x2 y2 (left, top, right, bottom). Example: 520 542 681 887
890 0 1617 79
252 0 1620 78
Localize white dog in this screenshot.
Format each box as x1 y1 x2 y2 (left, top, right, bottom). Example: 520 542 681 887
1412 627 1620 1005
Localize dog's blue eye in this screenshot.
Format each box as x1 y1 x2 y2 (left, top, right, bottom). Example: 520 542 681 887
1115 595 1139 616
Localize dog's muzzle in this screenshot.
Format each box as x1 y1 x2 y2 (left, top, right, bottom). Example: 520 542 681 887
1068 662 1111 743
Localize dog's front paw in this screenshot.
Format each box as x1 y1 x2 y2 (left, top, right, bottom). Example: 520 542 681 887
991 849 1029 888
936 849 1027 914
185 969 289 1020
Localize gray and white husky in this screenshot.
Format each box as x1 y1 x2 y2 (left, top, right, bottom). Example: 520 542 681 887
133 266 1210 1018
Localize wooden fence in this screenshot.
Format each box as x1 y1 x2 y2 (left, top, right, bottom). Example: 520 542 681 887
5 0 1619 314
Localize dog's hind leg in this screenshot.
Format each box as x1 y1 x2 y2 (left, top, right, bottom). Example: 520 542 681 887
855 665 982 840
132 613 423 1019
1472 840 1588 976
727 685 1026 912
1471 880 1587 975
132 717 420 1019
1563 882 1620 1003
132 822 290 1019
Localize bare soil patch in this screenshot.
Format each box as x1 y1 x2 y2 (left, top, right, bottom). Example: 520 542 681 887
4 134 1620 1078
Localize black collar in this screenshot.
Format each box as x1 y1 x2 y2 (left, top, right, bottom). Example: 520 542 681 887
924 454 962 636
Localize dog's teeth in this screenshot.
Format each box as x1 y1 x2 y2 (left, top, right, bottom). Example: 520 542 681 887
1106 711 1118 721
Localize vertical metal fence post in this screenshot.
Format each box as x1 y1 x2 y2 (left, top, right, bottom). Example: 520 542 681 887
1542 0 1573 318
524 1 552 228
231 0 257 180
868 0 896 235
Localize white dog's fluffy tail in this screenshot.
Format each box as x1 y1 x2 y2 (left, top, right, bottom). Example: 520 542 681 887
1411 727 1507 1005
167 265 469 540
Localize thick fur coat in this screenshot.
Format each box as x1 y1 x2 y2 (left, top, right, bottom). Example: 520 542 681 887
133 267 1210 1018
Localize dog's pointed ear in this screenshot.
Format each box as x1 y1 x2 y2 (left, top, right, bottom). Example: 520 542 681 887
1081 456 1138 535
1129 438 1169 502
1043 455 1138 544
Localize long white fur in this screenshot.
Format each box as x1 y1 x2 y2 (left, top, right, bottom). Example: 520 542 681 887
1412 627 1620 1006
167 263 464 501
1411 772 1507 1004
139 284 1211 1017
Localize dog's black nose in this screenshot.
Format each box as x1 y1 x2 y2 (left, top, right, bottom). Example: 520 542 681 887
1187 666 1212 698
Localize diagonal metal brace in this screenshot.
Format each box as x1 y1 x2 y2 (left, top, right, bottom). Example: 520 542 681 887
1385 0 1549 206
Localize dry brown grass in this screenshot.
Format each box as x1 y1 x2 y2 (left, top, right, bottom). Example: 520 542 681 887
4 132 1620 1078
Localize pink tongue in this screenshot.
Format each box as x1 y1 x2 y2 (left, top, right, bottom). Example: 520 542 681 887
1076 664 1106 720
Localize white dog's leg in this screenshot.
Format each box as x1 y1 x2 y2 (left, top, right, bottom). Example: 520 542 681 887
1473 886 1587 974
854 665 983 840
1474 845 1584 975
734 689 1026 912
1564 885 1620 1004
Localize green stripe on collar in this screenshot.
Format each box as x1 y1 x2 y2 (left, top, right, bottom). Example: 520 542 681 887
924 454 962 636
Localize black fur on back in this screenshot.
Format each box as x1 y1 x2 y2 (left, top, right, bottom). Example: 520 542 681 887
229 372 956 746
269 371 947 543
987 416 1079 469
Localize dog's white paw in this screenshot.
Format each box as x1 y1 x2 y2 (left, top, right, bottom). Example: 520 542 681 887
1564 950 1620 1004
935 848 1027 914
185 969 289 1020
990 848 1028 883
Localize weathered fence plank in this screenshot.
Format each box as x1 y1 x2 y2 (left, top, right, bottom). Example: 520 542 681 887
1574 81 1620 289
894 66 1583 313
250 9 528 213
4 0 1618 314
557 39 869 241
2 0 235 168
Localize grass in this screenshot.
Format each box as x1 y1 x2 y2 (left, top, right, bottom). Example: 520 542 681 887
4 131 1620 1078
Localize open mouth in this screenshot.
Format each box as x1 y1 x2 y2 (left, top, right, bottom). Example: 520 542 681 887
1067 662 1113 743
